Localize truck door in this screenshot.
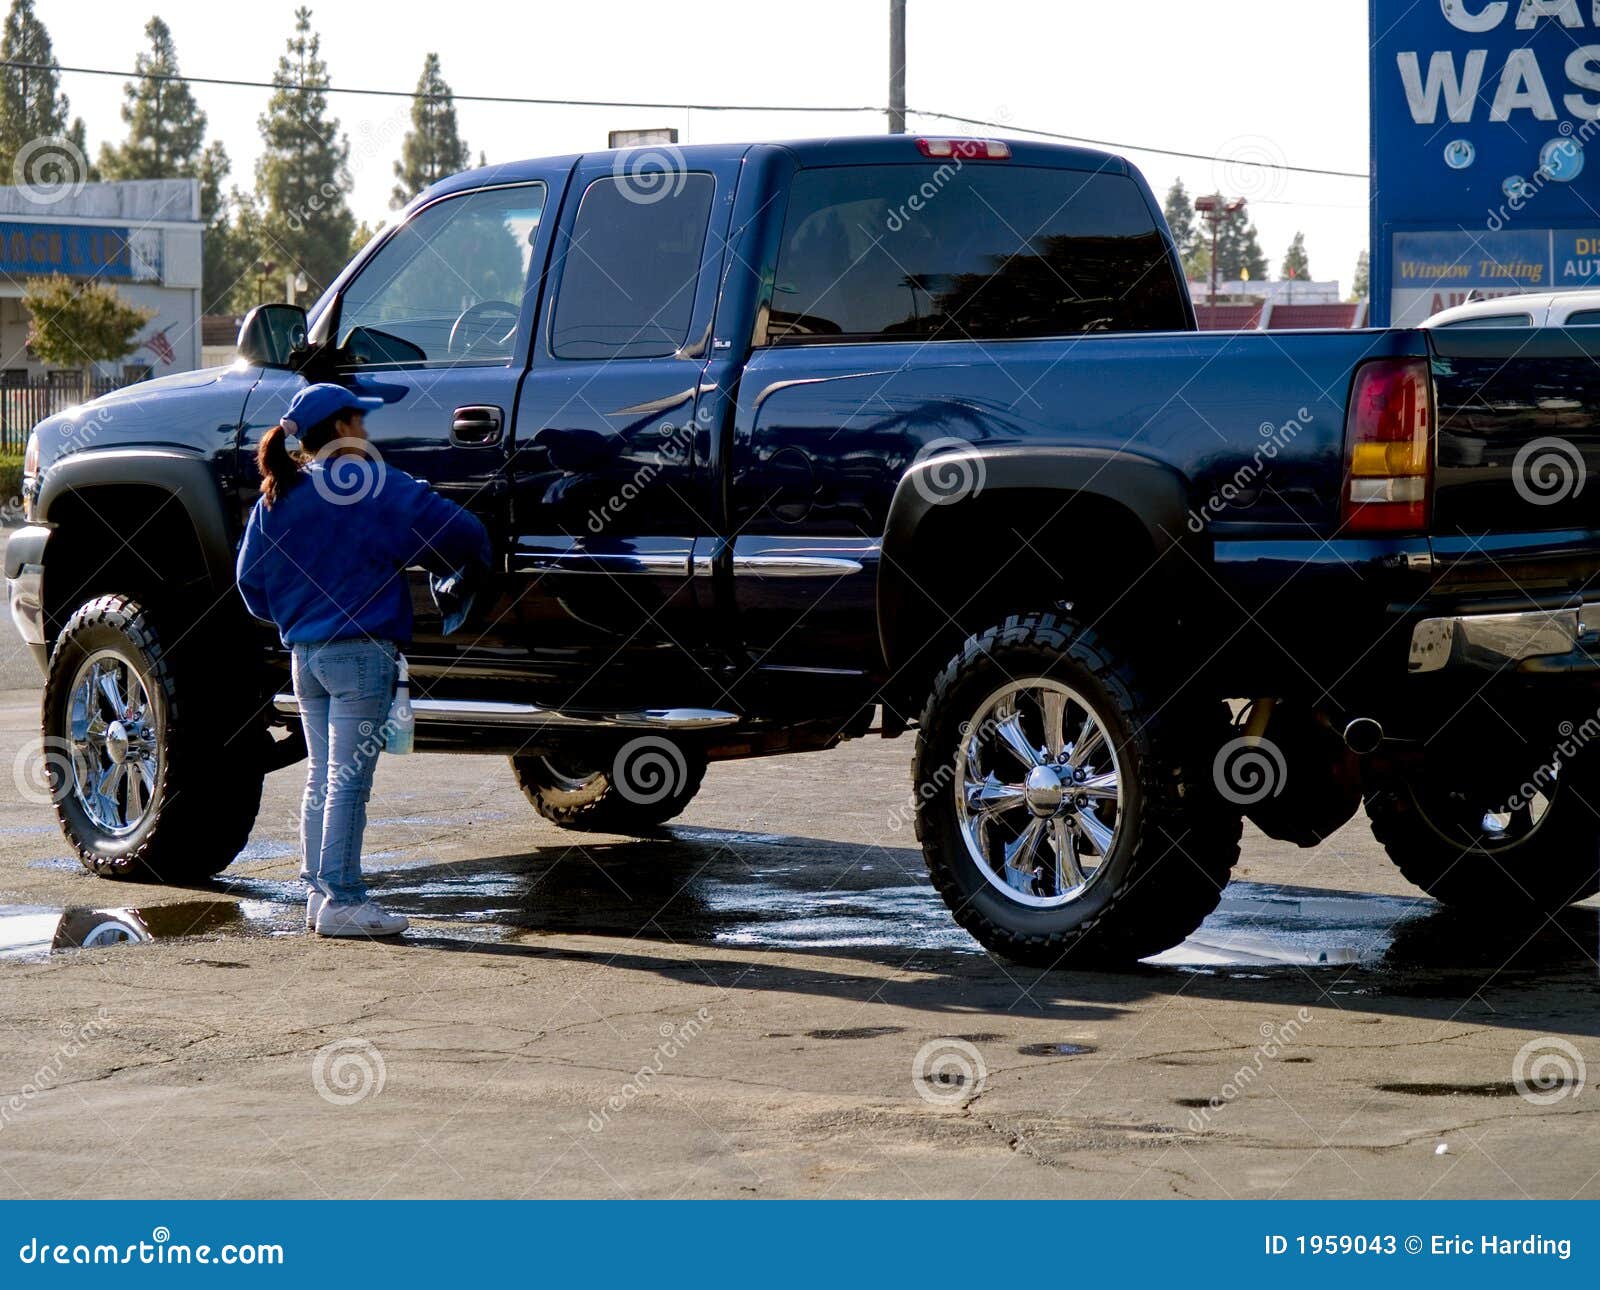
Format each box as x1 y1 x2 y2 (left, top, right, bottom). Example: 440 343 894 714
505 150 739 709
239 178 559 684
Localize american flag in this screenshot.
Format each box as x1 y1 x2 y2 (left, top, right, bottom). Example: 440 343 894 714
143 327 175 366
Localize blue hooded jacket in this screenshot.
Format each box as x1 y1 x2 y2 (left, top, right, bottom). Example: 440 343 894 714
236 462 491 646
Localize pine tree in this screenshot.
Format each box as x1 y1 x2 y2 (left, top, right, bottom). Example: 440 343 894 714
97 18 207 180
0 0 92 187
1215 207 1268 283
1280 231 1311 282
252 7 354 299
1163 180 1197 262
391 54 468 208
1350 249 1371 301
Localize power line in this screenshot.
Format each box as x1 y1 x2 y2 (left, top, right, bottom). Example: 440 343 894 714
1 60 1371 180
907 109 1370 180
0 60 881 115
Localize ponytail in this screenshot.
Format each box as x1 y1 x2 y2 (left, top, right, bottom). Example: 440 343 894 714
257 423 302 508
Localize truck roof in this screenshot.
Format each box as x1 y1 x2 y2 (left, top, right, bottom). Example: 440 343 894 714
418 135 1132 206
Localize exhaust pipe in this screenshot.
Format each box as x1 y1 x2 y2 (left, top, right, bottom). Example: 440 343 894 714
1343 717 1384 755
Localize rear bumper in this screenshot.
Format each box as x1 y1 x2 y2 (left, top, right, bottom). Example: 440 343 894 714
1409 604 1600 676
4 525 50 672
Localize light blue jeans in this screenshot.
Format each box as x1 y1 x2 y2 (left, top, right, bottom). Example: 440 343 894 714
292 639 398 906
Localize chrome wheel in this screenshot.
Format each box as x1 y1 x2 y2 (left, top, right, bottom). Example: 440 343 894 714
954 679 1122 908
65 648 160 837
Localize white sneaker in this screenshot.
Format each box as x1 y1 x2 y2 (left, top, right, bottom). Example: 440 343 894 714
315 900 408 938
305 890 325 931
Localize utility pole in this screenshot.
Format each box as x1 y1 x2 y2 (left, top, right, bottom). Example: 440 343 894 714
1194 195 1246 308
888 0 906 134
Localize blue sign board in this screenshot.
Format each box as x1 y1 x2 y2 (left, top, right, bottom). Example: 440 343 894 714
0 222 155 283
1370 0 1600 324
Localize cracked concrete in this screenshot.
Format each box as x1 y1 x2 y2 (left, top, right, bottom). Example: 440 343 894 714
0 686 1594 1198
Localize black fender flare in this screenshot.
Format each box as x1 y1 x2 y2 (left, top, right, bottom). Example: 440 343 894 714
877 445 1204 675
36 448 236 591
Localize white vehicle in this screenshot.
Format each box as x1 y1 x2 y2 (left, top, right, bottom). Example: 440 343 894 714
1422 289 1600 328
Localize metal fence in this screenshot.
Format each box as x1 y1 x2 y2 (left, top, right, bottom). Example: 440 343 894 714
0 378 122 454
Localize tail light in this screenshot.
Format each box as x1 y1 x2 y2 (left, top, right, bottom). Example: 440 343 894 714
915 138 1011 160
1341 358 1431 535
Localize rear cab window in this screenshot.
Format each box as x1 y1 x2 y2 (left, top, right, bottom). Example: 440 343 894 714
550 173 716 359
762 163 1187 344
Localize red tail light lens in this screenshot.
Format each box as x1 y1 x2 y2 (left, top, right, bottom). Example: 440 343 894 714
1341 358 1431 535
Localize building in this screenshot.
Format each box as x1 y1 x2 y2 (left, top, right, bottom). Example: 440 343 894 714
1185 278 1344 306
0 177 202 383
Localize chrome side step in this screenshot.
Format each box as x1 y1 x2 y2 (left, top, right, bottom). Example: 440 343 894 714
270 694 739 731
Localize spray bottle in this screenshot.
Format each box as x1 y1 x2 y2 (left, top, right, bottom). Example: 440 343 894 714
386 655 415 755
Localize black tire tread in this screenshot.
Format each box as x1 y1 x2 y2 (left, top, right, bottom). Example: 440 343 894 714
510 745 708 833
914 611 1241 967
43 595 263 882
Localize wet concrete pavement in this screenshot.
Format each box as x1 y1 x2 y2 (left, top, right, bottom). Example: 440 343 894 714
0 686 1594 1198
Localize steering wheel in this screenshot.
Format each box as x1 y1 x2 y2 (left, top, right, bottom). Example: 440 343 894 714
447 300 520 357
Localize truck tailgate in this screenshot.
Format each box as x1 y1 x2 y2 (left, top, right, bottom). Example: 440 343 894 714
1430 327 1600 537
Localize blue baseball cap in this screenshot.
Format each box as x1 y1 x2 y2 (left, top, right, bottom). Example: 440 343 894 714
281 383 383 437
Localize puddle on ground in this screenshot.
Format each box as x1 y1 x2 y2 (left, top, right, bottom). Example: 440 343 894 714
6 823 1597 987
1017 1042 1097 1057
0 900 288 961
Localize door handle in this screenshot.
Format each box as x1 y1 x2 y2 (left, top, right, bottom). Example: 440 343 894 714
451 405 504 447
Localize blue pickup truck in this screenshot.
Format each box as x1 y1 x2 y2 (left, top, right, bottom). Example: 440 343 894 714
7 134 1599 965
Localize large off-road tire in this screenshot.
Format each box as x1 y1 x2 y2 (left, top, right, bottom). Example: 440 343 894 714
1363 744 1600 913
510 736 708 833
914 612 1241 968
39 595 264 882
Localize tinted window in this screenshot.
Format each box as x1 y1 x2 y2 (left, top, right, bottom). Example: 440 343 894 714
766 164 1186 344
338 183 545 368
1437 313 1533 328
550 174 715 360
1562 308 1600 326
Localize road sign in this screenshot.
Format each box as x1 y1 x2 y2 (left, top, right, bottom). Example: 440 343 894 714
1370 0 1600 325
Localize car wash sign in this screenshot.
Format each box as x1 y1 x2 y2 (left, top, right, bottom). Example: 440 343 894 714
1371 0 1600 325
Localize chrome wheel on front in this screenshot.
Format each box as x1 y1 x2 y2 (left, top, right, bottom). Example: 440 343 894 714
954 679 1122 908
65 648 160 836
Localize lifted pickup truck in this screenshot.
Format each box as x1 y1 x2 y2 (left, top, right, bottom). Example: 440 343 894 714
8 135 1600 965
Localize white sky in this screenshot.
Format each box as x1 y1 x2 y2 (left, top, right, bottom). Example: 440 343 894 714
36 0 1373 290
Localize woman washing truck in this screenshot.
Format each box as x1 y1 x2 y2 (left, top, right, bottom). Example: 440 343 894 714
236 384 491 938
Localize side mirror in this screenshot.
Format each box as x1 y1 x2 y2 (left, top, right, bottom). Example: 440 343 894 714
237 304 309 368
